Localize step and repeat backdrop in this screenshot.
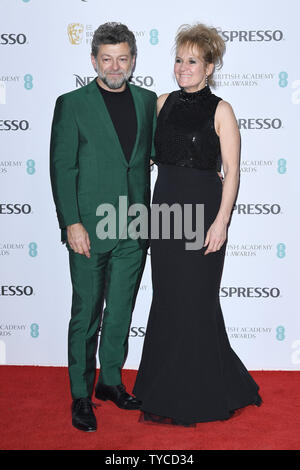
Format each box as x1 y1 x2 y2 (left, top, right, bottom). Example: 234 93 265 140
1 0 300 370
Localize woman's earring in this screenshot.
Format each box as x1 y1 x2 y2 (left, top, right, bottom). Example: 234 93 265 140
205 74 208 87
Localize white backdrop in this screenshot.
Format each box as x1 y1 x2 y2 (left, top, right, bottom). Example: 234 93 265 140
1 0 300 370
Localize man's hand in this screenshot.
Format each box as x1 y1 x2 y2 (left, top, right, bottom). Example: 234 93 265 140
217 171 224 183
67 223 91 258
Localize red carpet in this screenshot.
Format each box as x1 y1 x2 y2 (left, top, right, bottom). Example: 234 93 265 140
0 366 299 450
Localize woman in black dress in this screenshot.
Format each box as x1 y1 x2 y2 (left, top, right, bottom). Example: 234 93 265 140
133 23 261 425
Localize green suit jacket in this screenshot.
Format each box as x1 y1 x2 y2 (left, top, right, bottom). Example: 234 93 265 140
50 79 157 253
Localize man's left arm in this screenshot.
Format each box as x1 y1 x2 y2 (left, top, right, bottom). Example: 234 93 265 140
150 94 157 163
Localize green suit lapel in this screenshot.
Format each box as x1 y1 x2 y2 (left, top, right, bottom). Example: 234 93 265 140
127 82 143 165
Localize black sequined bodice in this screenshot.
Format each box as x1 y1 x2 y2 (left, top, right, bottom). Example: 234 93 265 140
153 86 222 170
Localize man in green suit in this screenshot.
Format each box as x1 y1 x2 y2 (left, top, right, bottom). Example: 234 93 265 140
50 23 157 432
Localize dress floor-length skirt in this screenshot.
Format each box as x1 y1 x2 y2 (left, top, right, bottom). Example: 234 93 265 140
133 164 261 425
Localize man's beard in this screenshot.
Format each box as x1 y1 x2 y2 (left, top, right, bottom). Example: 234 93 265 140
96 64 133 90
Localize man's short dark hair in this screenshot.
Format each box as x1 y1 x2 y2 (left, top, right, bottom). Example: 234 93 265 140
91 22 137 58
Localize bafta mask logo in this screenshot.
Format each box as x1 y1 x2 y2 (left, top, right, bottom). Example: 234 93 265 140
68 23 84 45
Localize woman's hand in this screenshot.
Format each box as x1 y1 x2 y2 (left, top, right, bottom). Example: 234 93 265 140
203 100 240 257
203 218 227 255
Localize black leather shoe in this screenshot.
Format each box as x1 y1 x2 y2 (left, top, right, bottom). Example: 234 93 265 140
95 383 141 410
253 394 263 407
71 398 97 432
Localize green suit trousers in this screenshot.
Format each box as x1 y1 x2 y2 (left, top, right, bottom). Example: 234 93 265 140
68 238 147 399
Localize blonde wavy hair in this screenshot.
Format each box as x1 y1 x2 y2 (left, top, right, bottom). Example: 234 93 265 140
175 23 225 87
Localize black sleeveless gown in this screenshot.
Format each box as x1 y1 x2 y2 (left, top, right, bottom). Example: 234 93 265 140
133 86 261 425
